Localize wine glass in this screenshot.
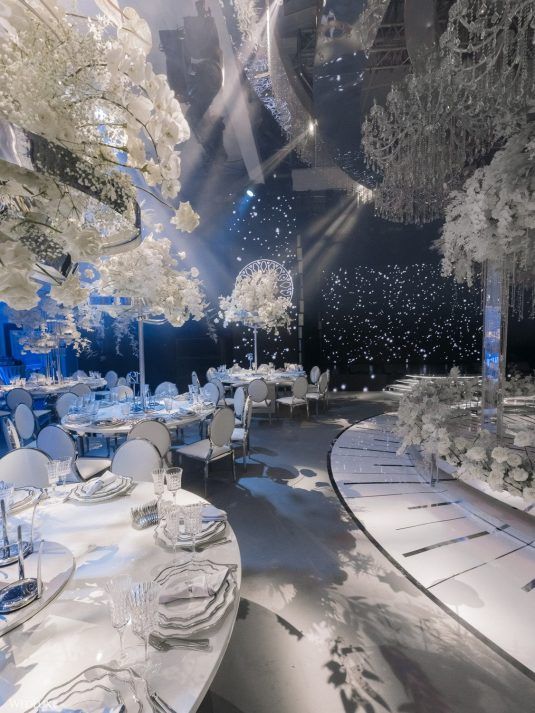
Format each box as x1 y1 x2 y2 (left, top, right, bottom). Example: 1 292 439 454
105 575 132 662
151 468 166 502
165 467 182 505
165 505 182 560
181 503 204 562
129 581 161 664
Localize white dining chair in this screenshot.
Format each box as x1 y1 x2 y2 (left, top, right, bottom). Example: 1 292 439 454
233 386 246 424
206 367 217 382
13 404 38 446
70 383 91 397
231 397 253 471
202 382 220 406
6 387 51 422
191 371 201 389
154 381 178 397
276 376 309 418
174 407 235 496
210 378 232 406
111 385 134 400
1 417 21 451
127 420 171 461
308 365 321 393
248 378 276 423
73 370 88 379
0 448 51 488
36 425 111 481
117 376 127 386
105 370 119 389
55 392 79 420
111 438 162 482
306 372 329 414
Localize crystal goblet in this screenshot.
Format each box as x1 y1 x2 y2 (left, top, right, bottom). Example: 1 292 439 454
129 581 161 664
165 467 182 505
181 503 204 562
105 574 132 662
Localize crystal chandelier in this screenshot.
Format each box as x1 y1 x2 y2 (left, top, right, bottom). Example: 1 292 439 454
363 0 535 224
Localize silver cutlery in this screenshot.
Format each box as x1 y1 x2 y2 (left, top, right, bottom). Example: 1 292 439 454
149 632 211 652
150 690 177 713
131 501 159 529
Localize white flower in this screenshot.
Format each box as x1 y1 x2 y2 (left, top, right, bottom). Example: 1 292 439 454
465 446 486 462
507 452 523 468
491 446 509 463
171 202 200 233
514 430 535 448
510 467 529 483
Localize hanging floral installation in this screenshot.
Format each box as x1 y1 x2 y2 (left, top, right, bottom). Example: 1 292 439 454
219 268 292 333
0 0 199 311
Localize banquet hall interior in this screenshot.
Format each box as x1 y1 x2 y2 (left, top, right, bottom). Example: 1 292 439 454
1 1 535 712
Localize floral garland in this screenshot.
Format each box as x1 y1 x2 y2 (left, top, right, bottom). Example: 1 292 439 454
219 269 292 333
0 0 199 310
396 369 535 500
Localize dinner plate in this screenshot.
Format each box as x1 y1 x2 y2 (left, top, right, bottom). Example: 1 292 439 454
10 487 40 513
27 665 151 713
154 519 226 550
70 476 133 503
92 417 126 427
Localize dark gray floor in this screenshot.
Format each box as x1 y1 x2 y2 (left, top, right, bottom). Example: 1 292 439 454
185 393 535 713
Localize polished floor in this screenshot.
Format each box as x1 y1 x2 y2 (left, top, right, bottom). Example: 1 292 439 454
184 393 535 713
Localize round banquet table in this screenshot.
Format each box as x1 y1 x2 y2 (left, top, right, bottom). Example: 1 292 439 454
0 483 241 713
61 400 215 438
221 370 305 390
0 377 107 399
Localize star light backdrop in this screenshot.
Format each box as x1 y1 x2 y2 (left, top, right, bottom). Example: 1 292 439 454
320 264 483 367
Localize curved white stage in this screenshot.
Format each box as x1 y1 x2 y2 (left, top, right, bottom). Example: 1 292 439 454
329 413 535 679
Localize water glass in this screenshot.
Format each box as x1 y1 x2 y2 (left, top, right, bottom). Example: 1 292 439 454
129 581 161 663
0 485 14 511
151 468 166 501
181 503 204 561
165 467 182 504
165 505 182 559
46 459 71 499
105 575 132 662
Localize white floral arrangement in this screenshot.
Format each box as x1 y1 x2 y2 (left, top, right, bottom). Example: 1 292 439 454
439 118 535 286
96 234 206 330
219 268 292 333
0 0 199 310
396 369 535 499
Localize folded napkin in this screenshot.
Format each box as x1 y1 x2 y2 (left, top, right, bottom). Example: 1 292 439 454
201 504 227 522
159 568 228 603
81 471 118 496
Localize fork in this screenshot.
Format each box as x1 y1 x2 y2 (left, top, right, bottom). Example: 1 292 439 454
149 632 211 652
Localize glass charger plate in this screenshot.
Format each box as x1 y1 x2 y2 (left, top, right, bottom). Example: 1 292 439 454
154 520 226 550
26 665 151 713
70 477 133 503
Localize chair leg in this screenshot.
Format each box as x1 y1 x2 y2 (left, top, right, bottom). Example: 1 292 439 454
204 461 209 497
316 399 319 416
232 450 236 482
244 438 248 472
306 401 309 419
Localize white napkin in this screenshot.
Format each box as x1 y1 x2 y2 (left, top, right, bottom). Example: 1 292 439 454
81 471 118 496
159 568 228 603
201 504 227 522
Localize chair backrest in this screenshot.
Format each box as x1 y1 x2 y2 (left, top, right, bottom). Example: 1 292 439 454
310 366 321 385
14 403 36 441
105 370 118 389
127 420 171 458
117 376 127 386
6 387 32 412
1 417 21 451
191 371 200 388
248 379 268 403
0 448 51 488
111 385 133 400
206 367 217 382
73 370 87 379
202 382 220 406
70 383 91 397
111 438 162 482
56 392 79 420
36 424 76 462
243 397 253 431
293 376 308 399
210 378 225 402
318 372 329 395
208 408 235 448
233 387 245 420
154 381 178 397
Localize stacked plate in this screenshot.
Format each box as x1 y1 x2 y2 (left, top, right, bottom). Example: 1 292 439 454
28 665 151 712
154 560 237 637
154 519 226 550
9 487 40 513
70 475 133 504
